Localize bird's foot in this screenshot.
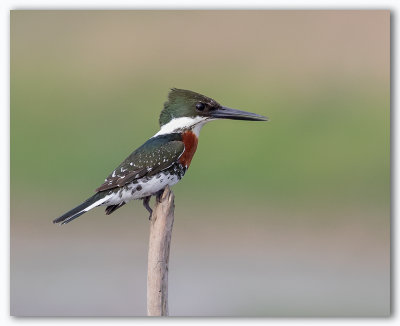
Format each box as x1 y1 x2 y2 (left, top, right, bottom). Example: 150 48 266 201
142 196 153 220
155 189 164 203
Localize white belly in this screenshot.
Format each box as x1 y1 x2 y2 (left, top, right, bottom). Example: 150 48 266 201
102 172 180 206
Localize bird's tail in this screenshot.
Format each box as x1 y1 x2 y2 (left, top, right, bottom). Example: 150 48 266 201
53 192 110 225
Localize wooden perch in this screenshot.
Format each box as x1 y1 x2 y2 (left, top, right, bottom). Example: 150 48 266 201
147 186 175 316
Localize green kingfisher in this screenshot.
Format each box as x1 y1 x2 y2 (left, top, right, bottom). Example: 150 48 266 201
53 88 268 225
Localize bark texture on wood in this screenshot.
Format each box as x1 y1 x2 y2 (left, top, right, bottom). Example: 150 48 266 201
147 186 175 316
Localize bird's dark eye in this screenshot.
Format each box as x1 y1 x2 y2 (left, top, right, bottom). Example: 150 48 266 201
196 102 205 111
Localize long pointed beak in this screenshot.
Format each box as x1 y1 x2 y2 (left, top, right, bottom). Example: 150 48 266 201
210 106 268 121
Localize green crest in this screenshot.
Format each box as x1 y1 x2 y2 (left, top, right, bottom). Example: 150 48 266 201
159 88 221 126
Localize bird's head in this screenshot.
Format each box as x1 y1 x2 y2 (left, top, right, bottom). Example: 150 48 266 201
157 88 268 136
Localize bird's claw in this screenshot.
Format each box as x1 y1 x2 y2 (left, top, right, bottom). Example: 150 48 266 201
142 196 153 220
143 189 166 220
156 189 164 203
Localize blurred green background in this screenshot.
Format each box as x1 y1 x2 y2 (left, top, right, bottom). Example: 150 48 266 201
10 10 390 316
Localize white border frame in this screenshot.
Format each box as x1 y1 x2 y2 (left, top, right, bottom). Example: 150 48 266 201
1 1 395 325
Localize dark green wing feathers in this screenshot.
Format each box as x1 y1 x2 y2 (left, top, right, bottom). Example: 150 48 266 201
96 134 184 192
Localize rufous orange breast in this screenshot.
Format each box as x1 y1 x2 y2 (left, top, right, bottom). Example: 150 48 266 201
179 130 199 168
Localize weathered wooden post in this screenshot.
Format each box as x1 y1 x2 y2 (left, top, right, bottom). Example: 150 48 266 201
147 186 175 316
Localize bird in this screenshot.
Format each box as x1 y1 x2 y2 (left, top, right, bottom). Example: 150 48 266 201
53 88 268 225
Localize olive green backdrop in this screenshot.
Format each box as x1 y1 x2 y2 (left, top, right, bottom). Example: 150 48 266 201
11 10 390 316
